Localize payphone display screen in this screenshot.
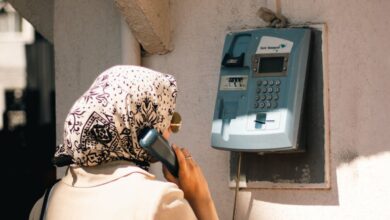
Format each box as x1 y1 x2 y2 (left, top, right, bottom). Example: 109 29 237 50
258 57 285 73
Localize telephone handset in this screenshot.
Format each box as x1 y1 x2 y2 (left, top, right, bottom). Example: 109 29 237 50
139 128 179 177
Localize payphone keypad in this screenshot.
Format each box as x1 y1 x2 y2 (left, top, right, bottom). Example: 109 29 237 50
254 79 281 110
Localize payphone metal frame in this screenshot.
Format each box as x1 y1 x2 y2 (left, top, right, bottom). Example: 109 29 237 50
227 24 330 189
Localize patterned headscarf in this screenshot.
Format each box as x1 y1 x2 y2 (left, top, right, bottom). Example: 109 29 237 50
53 65 177 169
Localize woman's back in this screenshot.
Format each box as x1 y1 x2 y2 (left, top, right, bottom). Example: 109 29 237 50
29 161 197 220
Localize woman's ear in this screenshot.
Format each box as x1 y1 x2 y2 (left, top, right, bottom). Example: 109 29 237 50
162 127 172 139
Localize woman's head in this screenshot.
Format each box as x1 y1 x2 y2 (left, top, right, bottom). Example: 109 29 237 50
54 65 178 169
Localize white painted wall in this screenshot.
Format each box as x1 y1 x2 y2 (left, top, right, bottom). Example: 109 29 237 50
143 0 390 219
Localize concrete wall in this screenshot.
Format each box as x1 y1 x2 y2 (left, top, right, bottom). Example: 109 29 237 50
143 0 390 219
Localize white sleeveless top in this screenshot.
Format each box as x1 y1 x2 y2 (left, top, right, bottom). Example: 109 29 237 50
29 161 197 220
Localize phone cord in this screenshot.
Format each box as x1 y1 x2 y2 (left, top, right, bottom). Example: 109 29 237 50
232 152 242 220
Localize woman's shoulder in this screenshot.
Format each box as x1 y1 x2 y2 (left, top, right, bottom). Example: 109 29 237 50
121 169 182 195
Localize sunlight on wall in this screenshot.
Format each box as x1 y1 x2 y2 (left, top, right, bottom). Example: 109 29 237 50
236 152 390 220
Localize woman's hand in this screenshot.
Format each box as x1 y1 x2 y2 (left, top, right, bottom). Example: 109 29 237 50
163 145 219 220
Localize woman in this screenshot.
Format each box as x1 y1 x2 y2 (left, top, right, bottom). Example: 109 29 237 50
29 65 218 220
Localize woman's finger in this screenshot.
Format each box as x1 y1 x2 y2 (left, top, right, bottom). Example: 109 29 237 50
172 144 187 171
181 148 191 159
180 147 199 168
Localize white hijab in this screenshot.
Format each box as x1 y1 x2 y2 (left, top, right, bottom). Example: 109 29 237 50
54 65 178 169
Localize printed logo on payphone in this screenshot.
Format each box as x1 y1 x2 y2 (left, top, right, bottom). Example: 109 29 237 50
260 43 287 50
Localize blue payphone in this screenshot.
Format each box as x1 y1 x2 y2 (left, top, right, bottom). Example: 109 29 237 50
211 28 311 152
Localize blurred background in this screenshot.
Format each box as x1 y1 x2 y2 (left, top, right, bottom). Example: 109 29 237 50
0 1 56 219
